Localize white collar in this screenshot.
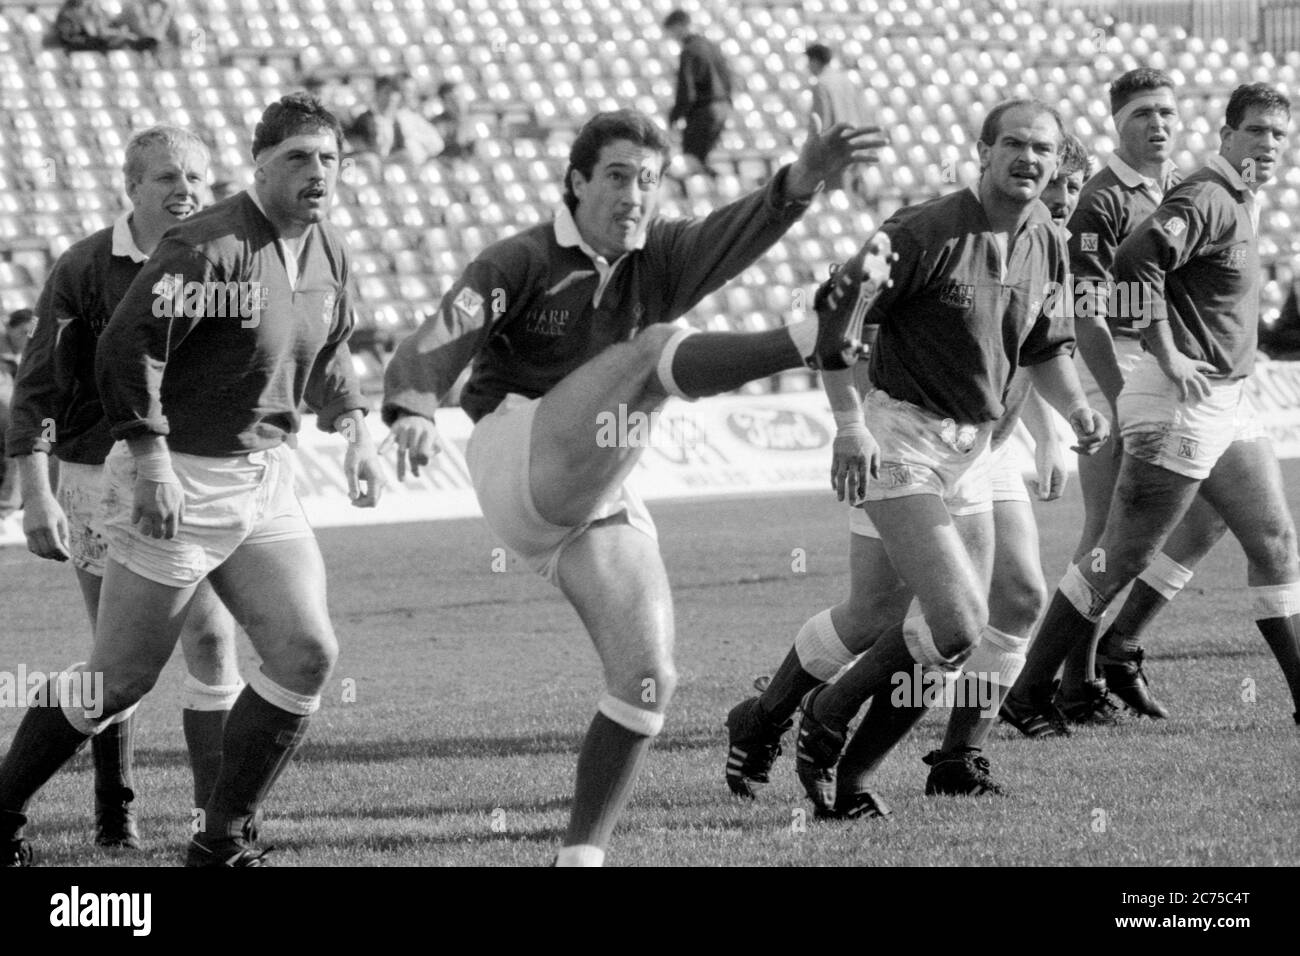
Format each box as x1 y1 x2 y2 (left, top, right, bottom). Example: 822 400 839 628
554 204 647 260
111 212 149 263
1207 153 1253 194
1107 153 1175 193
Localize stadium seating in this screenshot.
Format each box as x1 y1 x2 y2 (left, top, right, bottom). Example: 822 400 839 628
2 0 1298 391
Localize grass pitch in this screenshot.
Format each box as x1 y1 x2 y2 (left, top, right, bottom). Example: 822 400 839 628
2 464 1298 867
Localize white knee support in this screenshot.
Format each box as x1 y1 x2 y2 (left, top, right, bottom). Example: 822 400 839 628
654 326 700 401
794 609 858 682
961 625 1029 689
1059 564 1110 622
56 662 134 736
902 616 968 674
1251 582 1300 620
247 667 320 717
1138 552 1194 601
182 674 246 711
597 694 665 737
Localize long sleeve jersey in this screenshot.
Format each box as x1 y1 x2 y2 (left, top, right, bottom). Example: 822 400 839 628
96 192 366 455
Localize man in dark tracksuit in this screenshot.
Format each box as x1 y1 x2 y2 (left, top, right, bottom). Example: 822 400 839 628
382 108 886 865
664 9 733 179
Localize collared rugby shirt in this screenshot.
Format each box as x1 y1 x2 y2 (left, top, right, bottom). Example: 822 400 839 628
383 167 809 424
7 215 148 464
822 187 1075 426
97 191 366 455
1113 154 1261 380
1067 154 1180 335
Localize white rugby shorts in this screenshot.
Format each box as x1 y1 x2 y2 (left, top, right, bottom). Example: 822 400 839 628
57 460 110 576
1076 334 1145 411
1118 353 1263 480
101 441 312 587
466 393 657 585
848 388 994 538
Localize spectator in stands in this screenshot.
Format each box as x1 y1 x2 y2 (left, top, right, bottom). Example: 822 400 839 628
0 309 37 520
806 43 873 208
430 81 475 160
664 9 733 184
115 0 182 63
347 75 445 171
53 0 133 52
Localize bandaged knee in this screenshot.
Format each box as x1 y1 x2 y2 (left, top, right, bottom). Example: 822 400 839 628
654 327 701 401
794 609 858 681
1059 563 1110 622
57 662 135 736
598 694 665 737
1251 582 1300 620
1138 552 1194 601
248 667 320 717
962 625 1029 689
182 674 246 712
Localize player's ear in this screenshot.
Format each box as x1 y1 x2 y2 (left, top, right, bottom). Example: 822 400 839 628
976 139 990 171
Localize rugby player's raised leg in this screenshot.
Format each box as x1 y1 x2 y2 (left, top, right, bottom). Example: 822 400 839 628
0 559 194 858
1197 441 1300 722
1008 455 1200 718
198 538 337 857
177 582 244 811
530 308 880 526
553 520 675 867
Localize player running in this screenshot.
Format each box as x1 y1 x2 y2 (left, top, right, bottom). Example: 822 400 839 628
726 129 1098 809
5 126 248 853
1008 83 1300 738
1028 69 1231 729
381 108 887 865
0 93 383 867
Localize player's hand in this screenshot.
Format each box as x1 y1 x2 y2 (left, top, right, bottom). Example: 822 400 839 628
1032 439 1068 501
1157 353 1216 403
344 438 386 508
787 114 888 200
23 491 71 562
379 415 443 480
132 476 184 539
1067 405 1110 457
830 425 879 504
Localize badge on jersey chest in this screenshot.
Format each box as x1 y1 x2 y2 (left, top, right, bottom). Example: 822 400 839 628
1221 247 1247 270
1080 233 1099 253
937 281 975 310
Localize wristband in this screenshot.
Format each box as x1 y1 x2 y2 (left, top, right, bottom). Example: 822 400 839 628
135 446 179 484
833 409 868 438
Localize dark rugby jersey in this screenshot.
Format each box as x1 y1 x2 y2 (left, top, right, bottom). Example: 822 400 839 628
1113 155 1260 380
383 167 809 424
821 187 1074 426
97 192 366 455
6 218 144 464
1067 156 1179 335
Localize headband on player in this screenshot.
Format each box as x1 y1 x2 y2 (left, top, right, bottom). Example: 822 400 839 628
1112 93 1178 135
254 132 337 169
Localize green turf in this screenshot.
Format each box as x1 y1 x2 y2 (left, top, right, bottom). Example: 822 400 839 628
2 464 1298 867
